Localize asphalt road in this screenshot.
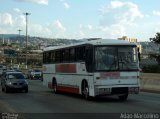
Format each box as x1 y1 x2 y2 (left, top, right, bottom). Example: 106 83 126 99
0 80 160 119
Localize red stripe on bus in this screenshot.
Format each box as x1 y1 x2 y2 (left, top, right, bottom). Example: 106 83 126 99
57 85 79 94
56 64 76 73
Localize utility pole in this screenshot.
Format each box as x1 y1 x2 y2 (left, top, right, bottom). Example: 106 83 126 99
17 29 22 43
17 29 22 65
23 12 31 69
18 29 22 37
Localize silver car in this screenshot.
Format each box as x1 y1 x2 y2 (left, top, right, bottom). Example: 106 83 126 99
1 71 28 93
29 69 42 80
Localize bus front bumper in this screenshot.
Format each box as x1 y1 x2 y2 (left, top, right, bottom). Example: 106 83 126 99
94 86 139 96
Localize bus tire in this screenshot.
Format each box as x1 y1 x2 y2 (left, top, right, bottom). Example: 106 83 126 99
82 80 90 100
118 94 128 101
52 78 58 94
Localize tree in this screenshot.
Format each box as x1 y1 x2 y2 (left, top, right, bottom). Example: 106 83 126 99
150 32 160 65
150 32 160 44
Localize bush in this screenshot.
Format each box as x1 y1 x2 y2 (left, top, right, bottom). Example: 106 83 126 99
142 65 160 73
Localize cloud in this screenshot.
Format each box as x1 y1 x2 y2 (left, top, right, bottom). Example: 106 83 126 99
0 13 13 26
13 0 48 5
53 20 66 32
78 23 126 39
99 1 143 26
63 2 70 9
79 31 85 37
14 15 26 28
110 1 123 9
153 10 160 16
98 1 143 38
145 14 150 18
30 24 52 37
87 25 93 30
0 28 6 34
59 0 70 9
100 24 126 37
0 11 67 38
79 24 93 30
14 8 21 13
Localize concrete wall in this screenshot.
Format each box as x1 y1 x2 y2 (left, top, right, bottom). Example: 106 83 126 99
140 73 160 92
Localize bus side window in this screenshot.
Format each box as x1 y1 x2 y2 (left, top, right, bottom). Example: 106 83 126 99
49 52 52 63
51 51 55 63
46 52 50 64
63 49 70 62
55 51 60 63
75 46 85 61
69 48 75 62
85 46 93 72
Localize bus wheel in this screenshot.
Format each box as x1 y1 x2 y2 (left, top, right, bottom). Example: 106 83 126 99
82 81 89 100
52 79 58 94
118 94 128 101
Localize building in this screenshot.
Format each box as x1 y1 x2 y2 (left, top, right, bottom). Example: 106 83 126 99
118 36 138 43
118 36 142 53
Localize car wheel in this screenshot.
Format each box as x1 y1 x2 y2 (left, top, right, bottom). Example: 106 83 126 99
25 88 28 93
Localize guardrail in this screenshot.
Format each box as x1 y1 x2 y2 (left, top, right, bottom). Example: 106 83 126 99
140 73 160 93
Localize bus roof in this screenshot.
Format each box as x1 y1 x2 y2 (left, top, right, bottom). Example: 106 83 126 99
43 39 137 52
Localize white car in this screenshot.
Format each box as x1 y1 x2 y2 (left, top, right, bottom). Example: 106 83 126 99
29 69 42 80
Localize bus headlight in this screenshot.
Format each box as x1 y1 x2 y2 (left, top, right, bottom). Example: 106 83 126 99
129 87 139 94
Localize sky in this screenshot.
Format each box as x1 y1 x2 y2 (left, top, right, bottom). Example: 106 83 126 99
0 0 160 41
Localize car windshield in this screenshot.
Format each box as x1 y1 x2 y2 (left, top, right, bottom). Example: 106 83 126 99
95 46 139 71
8 73 25 79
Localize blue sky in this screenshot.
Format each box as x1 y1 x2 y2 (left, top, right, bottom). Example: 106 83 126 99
1 0 160 41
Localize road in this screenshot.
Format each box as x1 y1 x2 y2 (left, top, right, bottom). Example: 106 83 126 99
0 80 160 119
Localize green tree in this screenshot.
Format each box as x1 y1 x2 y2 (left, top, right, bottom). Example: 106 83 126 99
2 43 8 47
150 32 160 44
150 32 160 65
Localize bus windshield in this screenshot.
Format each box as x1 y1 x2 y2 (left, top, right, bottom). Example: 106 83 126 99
95 46 139 71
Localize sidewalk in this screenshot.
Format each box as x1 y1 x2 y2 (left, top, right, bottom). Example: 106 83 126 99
141 88 160 94
140 73 160 94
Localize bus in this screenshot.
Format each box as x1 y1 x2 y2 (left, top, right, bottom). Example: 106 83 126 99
43 39 140 100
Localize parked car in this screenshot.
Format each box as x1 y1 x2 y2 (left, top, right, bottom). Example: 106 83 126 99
28 69 42 80
1 71 28 93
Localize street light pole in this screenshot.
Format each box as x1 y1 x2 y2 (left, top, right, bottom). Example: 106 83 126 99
17 29 22 65
23 12 31 69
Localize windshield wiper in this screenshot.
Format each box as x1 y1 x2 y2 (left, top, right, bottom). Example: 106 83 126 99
118 57 131 71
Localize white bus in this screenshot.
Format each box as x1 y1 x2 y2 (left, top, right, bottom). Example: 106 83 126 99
43 39 140 100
